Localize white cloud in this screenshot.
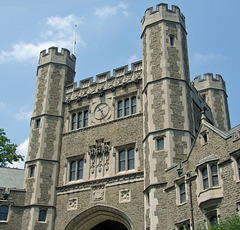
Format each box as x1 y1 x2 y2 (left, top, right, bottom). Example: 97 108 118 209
0 14 85 63
193 53 227 63
0 102 6 110
15 106 32 121
128 54 139 65
8 138 29 169
94 2 129 19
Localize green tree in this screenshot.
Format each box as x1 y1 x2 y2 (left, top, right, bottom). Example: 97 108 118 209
0 128 24 167
197 214 240 230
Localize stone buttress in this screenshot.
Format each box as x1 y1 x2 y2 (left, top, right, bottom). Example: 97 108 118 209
22 47 76 230
141 4 194 229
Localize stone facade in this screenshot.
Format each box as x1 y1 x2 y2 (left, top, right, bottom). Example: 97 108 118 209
1 3 239 230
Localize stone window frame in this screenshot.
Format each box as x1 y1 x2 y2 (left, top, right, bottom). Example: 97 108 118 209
196 159 220 192
115 143 136 174
154 136 165 151
230 149 240 182
117 95 137 118
200 130 208 146
0 204 10 222
70 108 89 131
35 118 41 129
175 176 188 206
174 218 190 230
29 165 36 178
204 210 218 229
38 208 47 222
67 155 85 183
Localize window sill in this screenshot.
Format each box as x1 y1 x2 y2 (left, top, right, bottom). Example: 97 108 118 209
178 201 187 207
198 186 223 206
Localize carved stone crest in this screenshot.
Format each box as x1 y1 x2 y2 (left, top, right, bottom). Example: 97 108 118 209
68 198 78 210
92 184 105 202
119 189 131 203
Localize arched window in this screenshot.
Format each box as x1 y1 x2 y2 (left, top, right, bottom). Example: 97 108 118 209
0 205 9 221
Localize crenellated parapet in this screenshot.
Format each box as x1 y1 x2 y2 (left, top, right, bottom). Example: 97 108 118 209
65 61 142 102
141 3 185 36
39 47 76 71
193 73 226 93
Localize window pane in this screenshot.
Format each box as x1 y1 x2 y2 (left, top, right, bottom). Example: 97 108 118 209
202 168 209 189
238 157 240 178
78 112 82 128
125 99 129 116
128 149 134 170
0 205 9 221
211 165 219 186
77 159 84 179
119 151 125 171
131 97 136 114
30 167 35 177
72 114 76 130
84 111 88 127
180 183 186 203
70 161 76 181
157 138 164 150
118 101 123 118
39 210 47 222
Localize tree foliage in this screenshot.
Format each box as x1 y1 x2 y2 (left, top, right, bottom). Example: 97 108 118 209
197 214 240 230
0 128 24 167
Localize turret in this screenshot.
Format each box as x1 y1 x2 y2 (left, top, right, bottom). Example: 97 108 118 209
194 73 231 131
22 47 76 230
141 4 194 229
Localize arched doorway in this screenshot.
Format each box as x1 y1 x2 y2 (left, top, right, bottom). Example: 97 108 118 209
91 220 128 230
65 205 133 230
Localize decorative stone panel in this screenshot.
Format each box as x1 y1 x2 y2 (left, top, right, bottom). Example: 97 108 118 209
119 189 131 203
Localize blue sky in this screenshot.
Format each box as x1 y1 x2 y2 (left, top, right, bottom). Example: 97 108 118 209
1 0 239 168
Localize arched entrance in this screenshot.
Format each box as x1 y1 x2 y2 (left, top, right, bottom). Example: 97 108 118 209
91 220 128 230
65 205 133 230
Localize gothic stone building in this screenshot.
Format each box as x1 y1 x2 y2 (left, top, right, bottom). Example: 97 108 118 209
1 3 240 230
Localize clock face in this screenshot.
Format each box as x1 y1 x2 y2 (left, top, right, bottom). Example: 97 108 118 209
94 103 110 120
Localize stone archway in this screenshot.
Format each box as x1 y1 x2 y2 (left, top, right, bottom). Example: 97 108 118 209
65 205 133 230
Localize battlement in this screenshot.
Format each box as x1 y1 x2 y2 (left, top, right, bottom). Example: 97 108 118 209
65 61 142 102
141 3 185 35
39 47 76 71
193 73 226 92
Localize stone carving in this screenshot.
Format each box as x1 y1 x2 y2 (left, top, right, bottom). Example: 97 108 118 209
119 189 131 203
89 140 111 176
68 198 78 210
92 184 105 202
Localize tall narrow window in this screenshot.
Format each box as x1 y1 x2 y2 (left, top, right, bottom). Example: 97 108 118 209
180 183 186 203
77 159 84 180
36 118 41 129
202 167 209 189
128 148 134 170
237 157 240 179
119 150 126 171
77 112 82 128
211 165 219 187
157 138 164 150
170 36 174 46
70 161 76 181
124 98 129 116
0 205 9 221
29 166 35 177
131 97 136 114
38 209 47 222
118 101 123 118
72 114 76 130
83 110 88 127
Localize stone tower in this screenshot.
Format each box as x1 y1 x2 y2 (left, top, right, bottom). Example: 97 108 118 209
194 73 231 131
22 47 76 230
141 4 194 229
